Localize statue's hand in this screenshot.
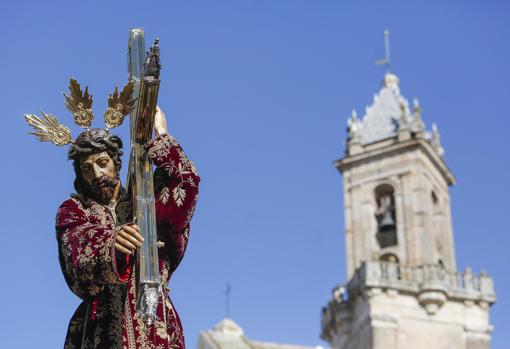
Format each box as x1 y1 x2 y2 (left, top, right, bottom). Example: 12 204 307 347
154 105 168 136
115 223 144 255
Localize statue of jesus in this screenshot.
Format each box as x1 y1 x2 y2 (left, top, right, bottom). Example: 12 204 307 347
27 100 200 348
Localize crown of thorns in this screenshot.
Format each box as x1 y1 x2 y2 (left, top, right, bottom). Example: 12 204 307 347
24 78 135 146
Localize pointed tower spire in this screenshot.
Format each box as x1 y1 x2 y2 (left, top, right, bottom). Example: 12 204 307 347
412 98 425 132
347 109 363 155
347 109 360 137
400 102 409 127
432 123 445 156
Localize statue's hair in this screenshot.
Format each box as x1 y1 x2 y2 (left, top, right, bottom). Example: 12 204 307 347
68 129 123 194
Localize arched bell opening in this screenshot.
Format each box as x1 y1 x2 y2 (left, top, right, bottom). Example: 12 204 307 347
375 184 398 248
380 253 399 264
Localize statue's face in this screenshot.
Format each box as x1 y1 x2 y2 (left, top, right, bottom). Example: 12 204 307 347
80 151 116 183
79 151 119 204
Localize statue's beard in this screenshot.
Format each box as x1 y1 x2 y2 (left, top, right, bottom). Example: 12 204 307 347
85 175 119 205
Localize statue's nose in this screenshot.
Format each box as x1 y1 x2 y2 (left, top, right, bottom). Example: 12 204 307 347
93 165 103 179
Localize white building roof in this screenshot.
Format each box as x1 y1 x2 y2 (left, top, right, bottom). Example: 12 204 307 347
197 319 324 349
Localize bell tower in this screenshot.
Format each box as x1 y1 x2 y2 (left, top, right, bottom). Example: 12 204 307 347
341 72 456 278
321 72 496 349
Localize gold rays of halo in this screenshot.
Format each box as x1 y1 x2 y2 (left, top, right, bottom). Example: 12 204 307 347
24 111 73 146
25 78 135 147
104 81 136 129
63 78 94 129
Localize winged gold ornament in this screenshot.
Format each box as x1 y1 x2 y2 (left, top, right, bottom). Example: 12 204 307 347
63 78 94 128
104 81 136 128
25 77 135 148
24 111 73 146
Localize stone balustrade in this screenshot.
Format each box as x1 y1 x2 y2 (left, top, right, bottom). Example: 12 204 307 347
321 261 495 342
333 261 495 305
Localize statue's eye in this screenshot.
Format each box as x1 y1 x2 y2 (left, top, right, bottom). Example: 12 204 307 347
81 165 92 174
97 159 109 167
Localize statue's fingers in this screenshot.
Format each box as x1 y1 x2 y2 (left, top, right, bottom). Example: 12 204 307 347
116 234 137 250
126 223 141 234
123 225 144 243
154 105 168 136
118 229 143 247
115 242 132 255
123 225 138 235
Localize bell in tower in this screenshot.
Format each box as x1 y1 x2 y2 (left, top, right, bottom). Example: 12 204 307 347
375 190 397 248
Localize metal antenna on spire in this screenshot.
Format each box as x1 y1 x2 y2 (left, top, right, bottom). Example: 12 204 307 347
376 29 391 73
225 283 231 318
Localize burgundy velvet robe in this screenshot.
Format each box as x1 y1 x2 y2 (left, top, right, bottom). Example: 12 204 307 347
56 134 200 349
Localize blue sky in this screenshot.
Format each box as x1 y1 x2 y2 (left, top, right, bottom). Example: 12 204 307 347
1 1 509 348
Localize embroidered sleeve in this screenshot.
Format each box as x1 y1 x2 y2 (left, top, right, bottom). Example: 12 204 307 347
56 199 131 299
145 134 200 271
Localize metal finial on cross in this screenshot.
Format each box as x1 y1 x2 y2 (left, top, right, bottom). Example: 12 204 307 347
225 283 231 318
375 29 391 73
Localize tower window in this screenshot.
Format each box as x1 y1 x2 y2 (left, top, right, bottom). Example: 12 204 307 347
438 259 445 268
431 191 438 205
375 184 398 248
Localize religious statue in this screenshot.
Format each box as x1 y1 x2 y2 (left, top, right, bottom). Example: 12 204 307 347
24 30 199 348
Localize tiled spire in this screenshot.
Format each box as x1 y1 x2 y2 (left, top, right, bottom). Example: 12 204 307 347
345 73 444 157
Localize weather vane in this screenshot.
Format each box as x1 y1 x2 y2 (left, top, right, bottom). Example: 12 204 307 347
375 29 391 73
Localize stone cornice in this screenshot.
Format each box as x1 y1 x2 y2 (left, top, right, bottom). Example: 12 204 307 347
335 137 456 185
